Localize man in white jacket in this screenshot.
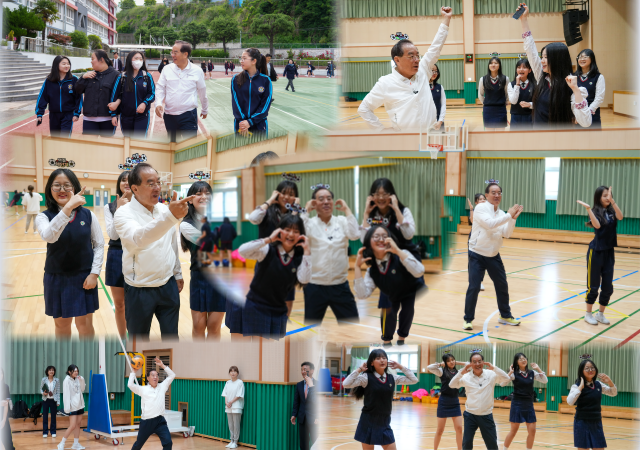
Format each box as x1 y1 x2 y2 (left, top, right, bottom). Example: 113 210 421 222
128 357 175 450
357 6 452 133
464 182 524 330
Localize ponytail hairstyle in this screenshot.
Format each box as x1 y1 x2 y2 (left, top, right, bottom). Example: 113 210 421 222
483 57 507 92
532 43 574 125
180 181 213 252
352 349 389 401
28 185 34 198
586 185 614 228
514 59 536 88
236 48 268 88
92 49 112 67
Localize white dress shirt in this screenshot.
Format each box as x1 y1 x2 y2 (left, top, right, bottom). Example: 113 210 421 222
580 73 606 113
155 62 209 116
63 375 85 413
478 76 510 104
523 33 592 127
179 214 204 245
128 367 175 420
426 363 445 377
301 213 360 285
248 207 268 225
36 208 104 275
221 379 245 413
104 203 120 241
449 367 511 415
567 380 617 405
354 251 425 299
507 80 534 108
343 366 418 388
23 192 42 214
113 196 182 287
468 201 516 258
238 239 312 284
500 370 548 386
358 24 449 132
359 207 416 242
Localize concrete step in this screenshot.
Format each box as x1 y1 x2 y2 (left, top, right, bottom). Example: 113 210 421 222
0 70 51 81
2 82 46 94
1 65 50 71
0 77 47 87
0 91 41 102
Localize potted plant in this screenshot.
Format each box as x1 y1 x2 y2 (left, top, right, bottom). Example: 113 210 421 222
6 31 15 50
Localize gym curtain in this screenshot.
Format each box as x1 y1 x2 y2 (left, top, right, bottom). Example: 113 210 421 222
3 338 126 394
556 159 640 219
567 342 640 393
466 159 546 214
340 0 462 19
173 141 208 164
265 168 355 218
359 158 445 236
474 0 565 14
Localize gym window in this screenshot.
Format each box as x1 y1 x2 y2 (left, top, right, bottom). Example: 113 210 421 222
545 157 560 200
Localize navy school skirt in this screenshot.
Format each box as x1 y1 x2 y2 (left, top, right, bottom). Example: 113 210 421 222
509 113 533 129
509 398 537 423
483 105 508 128
225 299 243 334
253 264 295 301
242 298 287 340
69 408 85 416
354 411 394 445
190 270 226 312
105 246 124 288
574 418 607 448
44 271 99 319
378 291 392 309
437 395 462 418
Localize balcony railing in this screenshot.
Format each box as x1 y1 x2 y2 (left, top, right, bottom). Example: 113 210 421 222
20 36 91 57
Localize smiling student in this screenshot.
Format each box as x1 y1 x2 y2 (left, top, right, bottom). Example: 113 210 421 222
507 58 536 129
426 353 464 450
478 56 510 130
231 48 272 137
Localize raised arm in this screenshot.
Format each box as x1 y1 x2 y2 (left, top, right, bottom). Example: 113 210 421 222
517 4 544 82
426 363 444 377
237 238 271 262
419 7 452 72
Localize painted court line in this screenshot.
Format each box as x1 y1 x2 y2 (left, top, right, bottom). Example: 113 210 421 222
2 215 25 232
270 106 329 131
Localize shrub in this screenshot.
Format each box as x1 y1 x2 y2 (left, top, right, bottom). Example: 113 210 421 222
69 30 88 49
87 34 102 50
145 48 160 58
190 49 228 58
48 33 71 45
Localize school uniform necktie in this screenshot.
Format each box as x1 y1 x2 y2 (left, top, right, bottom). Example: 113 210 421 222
304 383 308 399
283 254 289 263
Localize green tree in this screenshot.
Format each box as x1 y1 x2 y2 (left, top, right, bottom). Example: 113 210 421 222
209 15 239 55
69 30 89 48
250 13 294 57
32 0 59 25
8 6 45 38
179 21 209 49
120 0 136 10
144 0 156 7
87 34 102 49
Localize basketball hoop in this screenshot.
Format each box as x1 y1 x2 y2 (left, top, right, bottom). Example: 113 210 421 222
428 144 443 160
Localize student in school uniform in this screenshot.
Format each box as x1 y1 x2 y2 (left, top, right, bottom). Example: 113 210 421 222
500 353 548 450
222 366 245 449
507 58 536 129
23 185 43 234
179 181 227 341
218 217 237 266
104 171 131 338
467 194 486 291
566 357 617 450
354 226 426 346
478 56 510 130
128 357 175 450
40 366 60 438
108 51 155 139
35 56 82 138
361 178 417 337
232 48 272 137
306 61 315 77
516 4 592 129
343 349 418 449
426 353 464 450
237 214 311 340
430 63 446 131
283 60 299 92
577 185 623 326
57 365 86 450
208 60 214 79
302 185 360 324
575 49 605 129
36 169 104 338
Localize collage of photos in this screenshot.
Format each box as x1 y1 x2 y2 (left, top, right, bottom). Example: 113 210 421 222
0 0 639 449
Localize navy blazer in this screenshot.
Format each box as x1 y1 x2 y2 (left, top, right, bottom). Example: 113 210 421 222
292 378 315 424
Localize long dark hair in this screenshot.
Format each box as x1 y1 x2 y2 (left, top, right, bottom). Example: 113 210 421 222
115 171 129 197
92 49 112 67
47 56 72 83
27 185 34 198
483 57 507 92
575 49 600 78
441 353 457 380
362 225 399 265
586 185 614 228
124 51 148 92
235 48 268 87
66 364 79 377
512 352 529 373
576 359 598 386
474 193 485 204
180 181 213 252
532 43 574 124
430 63 440 84
265 180 299 229
352 349 390 400
368 178 406 218
275 214 307 287
44 169 82 212
514 59 536 87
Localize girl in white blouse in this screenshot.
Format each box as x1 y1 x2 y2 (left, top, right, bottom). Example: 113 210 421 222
58 365 85 450
221 366 245 449
574 49 605 129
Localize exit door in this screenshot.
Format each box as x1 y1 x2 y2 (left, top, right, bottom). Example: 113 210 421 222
94 189 101 207
103 190 109 206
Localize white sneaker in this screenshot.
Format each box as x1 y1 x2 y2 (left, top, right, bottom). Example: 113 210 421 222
226 443 232 448
57 442 65 450
480 283 485 291
43 434 48 438
594 311 610 325
34 231 38 234
52 434 56 437
229 443 238 449
584 312 598 325
71 443 85 450
25 231 28 234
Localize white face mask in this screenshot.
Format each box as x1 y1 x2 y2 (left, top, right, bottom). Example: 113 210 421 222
132 60 143 70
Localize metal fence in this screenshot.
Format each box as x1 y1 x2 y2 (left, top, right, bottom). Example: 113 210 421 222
187 57 338 68
20 37 91 57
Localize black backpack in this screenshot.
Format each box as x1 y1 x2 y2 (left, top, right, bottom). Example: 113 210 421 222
27 401 42 425
11 400 28 419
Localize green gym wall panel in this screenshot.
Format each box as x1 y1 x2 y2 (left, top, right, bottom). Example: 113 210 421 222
208 221 259 248
464 81 477 104
418 373 436 392
342 90 465 102
10 393 89 413
545 377 568 411
216 131 289 154
342 61 391 93
174 141 208 163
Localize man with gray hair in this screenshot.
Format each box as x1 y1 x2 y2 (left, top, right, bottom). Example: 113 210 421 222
155 40 209 142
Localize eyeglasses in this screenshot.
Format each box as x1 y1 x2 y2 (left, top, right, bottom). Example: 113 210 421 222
315 196 332 203
372 235 388 242
51 183 74 192
144 181 164 188
170 51 181 56
584 367 596 372
405 55 420 61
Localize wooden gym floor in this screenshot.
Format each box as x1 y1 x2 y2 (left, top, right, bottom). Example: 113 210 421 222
3 208 639 346
316 395 640 450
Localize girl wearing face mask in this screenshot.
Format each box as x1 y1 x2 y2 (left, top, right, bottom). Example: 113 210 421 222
577 186 623 326
35 56 82 137
180 181 227 340
58 365 85 450
234 214 311 340
36 169 104 338
108 51 155 138
507 58 536 129
343 349 418 450
354 226 426 346
467 194 487 291
575 49 605 129
430 63 446 131
104 171 131 338
427 353 464 450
